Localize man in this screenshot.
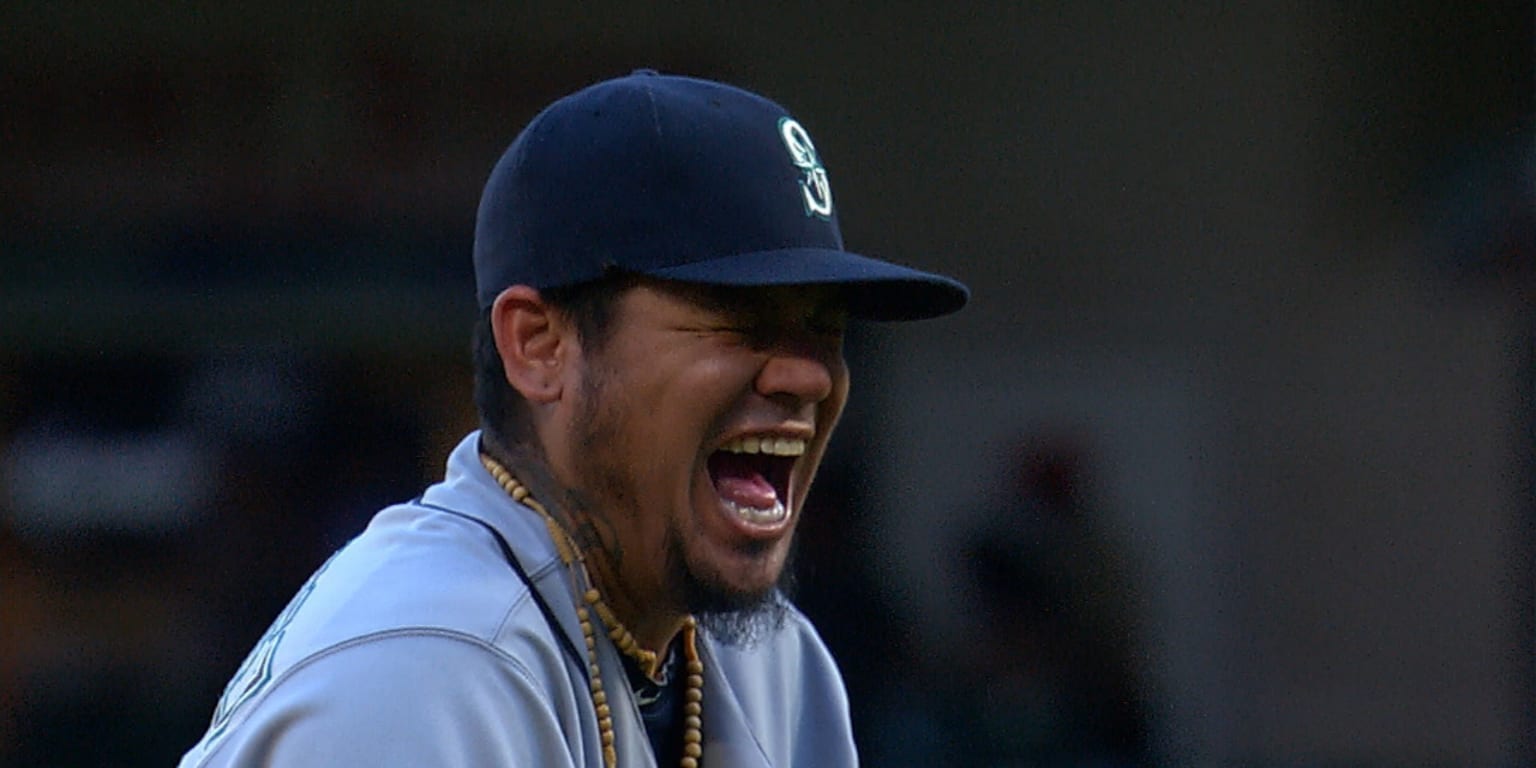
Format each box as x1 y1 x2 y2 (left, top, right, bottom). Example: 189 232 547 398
179 69 968 767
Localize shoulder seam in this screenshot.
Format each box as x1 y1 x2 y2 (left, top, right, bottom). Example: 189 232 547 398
188 627 553 767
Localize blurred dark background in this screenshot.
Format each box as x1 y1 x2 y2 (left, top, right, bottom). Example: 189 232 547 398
3 2 1534 766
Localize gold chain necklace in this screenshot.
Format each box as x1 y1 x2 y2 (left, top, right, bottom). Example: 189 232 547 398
480 453 705 768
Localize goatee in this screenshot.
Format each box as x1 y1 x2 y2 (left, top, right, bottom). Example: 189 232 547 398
679 542 799 648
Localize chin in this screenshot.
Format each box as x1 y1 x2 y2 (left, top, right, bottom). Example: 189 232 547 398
673 538 799 646
680 557 781 612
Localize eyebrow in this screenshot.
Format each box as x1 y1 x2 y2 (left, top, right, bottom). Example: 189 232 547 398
666 283 846 321
673 285 756 317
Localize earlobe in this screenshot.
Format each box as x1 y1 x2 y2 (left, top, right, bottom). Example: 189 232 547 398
490 286 568 404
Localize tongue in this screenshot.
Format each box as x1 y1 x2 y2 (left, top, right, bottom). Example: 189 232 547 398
710 453 780 510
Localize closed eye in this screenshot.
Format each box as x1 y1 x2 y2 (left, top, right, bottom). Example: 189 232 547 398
677 324 758 345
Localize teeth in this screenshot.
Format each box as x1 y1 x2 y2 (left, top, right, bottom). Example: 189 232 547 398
719 436 806 456
723 498 790 525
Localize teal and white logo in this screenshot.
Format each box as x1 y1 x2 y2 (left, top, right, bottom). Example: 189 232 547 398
200 553 335 748
779 117 833 220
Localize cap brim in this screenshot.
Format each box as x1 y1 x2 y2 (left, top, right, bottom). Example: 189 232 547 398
646 247 968 321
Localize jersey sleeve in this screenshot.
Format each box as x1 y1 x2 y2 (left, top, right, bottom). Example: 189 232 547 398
182 630 579 768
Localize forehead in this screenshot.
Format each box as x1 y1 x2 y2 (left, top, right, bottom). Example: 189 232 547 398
640 279 848 319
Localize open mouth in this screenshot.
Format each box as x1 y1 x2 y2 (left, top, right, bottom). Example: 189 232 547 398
706 436 804 526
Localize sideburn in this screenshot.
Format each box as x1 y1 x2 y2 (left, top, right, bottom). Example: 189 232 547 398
562 354 634 566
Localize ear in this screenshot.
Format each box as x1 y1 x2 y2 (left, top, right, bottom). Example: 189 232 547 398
490 285 575 405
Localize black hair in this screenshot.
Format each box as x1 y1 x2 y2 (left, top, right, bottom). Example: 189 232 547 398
472 273 639 450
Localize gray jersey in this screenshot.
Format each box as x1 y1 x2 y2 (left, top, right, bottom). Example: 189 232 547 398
179 432 857 767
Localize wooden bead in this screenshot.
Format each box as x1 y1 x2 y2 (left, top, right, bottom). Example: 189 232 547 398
685 715 702 730
681 757 698 768
684 741 703 757
683 730 701 745
684 702 701 716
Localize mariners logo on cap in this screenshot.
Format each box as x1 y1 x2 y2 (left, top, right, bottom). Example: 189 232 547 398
779 117 833 220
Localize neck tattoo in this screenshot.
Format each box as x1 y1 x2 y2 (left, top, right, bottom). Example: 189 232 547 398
480 453 705 768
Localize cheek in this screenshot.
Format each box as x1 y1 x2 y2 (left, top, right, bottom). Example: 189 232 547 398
635 366 737 487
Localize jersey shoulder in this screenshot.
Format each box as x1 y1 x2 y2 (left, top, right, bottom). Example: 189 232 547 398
184 501 579 765
179 630 579 767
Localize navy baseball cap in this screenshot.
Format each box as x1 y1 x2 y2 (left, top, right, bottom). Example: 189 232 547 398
472 70 968 321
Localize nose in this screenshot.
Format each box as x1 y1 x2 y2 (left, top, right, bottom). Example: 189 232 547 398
755 344 839 408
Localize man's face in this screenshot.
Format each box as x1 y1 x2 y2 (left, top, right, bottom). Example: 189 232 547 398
555 280 850 625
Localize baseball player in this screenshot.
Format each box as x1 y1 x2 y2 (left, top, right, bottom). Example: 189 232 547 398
178 70 968 767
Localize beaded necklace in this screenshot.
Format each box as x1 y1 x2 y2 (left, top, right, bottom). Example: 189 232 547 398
480 453 705 768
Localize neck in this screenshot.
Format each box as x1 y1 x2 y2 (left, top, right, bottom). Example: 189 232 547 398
478 436 689 669
582 551 690 660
